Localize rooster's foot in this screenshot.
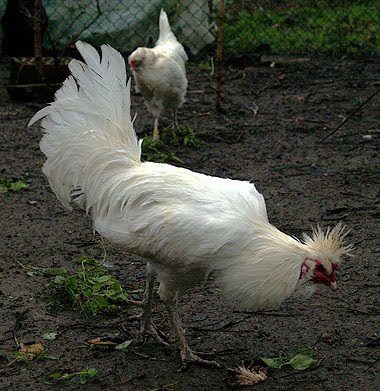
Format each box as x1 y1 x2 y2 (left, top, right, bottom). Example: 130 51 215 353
129 312 169 347
152 129 159 142
179 349 220 370
141 323 169 347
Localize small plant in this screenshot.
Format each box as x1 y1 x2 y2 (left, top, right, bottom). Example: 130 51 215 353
199 56 215 76
165 126 205 149
17 261 67 277
6 342 58 366
0 178 28 193
51 256 130 314
261 347 318 370
142 135 183 163
141 126 205 163
50 368 99 385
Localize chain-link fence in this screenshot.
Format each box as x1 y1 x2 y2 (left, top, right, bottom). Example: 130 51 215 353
0 0 215 57
1 0 379 58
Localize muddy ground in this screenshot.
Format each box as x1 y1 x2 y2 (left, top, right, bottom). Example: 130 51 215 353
0 55 379 390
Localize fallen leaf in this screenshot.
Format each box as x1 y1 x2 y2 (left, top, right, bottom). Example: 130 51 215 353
88 337 117 346
88 334 126 347
42 332 58 341
115 340 132 350
19 342 44 355
288 354 317 370
260 356 286 369
18 342 45 361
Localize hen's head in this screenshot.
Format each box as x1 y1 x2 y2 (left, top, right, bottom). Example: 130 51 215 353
297 223 352 294
128 48 156 71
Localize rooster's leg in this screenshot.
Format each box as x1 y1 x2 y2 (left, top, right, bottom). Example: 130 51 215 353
152 117 159 142
173 109 180 131
164 300 220 368
130 266 168 346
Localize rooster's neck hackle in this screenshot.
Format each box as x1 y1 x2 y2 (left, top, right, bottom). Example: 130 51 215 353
216 222 351 310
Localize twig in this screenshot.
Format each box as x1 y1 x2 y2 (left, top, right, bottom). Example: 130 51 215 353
367 357 379 370
191 315 250 332
347 358 378 366
181 112 211 121
117 373 146 385
234 310 302 317
132 351 168 362
320 88 380 142
12 309 29 348
207 131 244 144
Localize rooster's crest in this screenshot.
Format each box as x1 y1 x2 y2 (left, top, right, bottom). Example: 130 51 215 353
303 222 353 260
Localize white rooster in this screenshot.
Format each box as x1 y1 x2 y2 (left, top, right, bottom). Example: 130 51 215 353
29 41 352 367
128 9 188 141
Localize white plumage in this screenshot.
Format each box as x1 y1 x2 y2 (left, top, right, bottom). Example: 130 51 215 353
29 41 352 367
128 9 188 141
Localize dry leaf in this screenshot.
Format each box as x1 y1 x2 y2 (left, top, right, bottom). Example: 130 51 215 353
88 337 117 346
88 334 125 346
18 342 45 361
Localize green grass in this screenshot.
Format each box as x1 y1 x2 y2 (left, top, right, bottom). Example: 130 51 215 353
223 3 380 57
142 126 205 163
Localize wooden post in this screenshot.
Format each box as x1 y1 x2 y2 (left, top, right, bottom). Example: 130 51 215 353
215 0 224 111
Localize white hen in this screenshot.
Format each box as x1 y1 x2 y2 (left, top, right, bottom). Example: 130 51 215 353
128 9 188 141
29 41 352 367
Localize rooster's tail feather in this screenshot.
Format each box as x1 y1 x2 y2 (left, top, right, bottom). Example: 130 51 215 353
28 41 142 214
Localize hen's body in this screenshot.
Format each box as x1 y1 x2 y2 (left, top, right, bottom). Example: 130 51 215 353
128 9 188 140
29 41 351 367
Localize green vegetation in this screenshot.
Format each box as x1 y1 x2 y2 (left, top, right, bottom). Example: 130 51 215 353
261 347 318 370
223 3 379 57
50 256 130 314
199 56 215 76
19 256 131 315
0 178 28 193
50 368 99 385
142 126 205 163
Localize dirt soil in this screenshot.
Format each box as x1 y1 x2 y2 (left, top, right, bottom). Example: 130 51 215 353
0 55 379 390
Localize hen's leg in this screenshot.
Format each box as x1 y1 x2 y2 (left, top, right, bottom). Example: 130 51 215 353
152 117 159 142
130 267 168 346
164 300 220 368
173 109 180 131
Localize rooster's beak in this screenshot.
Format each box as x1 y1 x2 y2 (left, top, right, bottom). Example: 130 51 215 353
328 281 337 291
